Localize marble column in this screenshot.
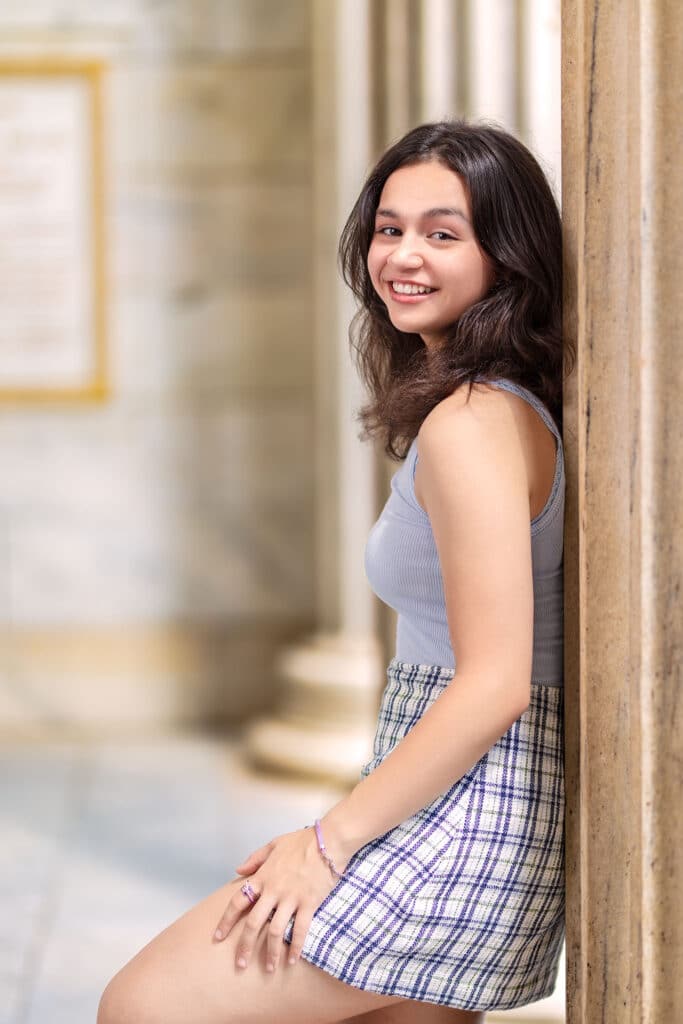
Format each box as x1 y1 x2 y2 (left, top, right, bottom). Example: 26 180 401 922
562 1 682 1020
521 0 561 198
418 0 458 122
243 0 383 784
466 0 517 125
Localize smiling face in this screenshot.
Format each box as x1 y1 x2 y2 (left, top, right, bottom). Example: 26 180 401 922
367 159 496 353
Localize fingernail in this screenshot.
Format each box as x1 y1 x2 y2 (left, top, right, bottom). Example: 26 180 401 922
266 962 274 973
289 956 296 965
214 928 223 941
237 956 247 969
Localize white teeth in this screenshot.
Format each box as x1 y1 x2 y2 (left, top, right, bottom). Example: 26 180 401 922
391 281 434 295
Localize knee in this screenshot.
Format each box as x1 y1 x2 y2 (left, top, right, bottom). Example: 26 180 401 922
97 970 149 1024
97 975 128 1024
97 978 120 1024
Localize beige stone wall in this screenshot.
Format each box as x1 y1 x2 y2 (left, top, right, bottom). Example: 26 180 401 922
0 1 315 732
562 0 683 1020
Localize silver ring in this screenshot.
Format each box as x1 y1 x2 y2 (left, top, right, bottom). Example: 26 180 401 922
240 881 259 905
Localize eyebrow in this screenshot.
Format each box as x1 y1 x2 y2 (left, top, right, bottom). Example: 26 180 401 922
376 206 470 225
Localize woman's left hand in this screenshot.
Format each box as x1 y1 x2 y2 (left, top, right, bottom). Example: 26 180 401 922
212 825 349 973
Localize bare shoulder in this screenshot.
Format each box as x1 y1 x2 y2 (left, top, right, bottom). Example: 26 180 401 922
417 381 520 460
413 381 530 520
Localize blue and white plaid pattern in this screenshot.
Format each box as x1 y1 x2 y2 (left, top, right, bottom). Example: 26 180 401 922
283 657 565 1012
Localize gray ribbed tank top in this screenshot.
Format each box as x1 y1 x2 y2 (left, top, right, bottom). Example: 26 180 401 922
364 378 564 686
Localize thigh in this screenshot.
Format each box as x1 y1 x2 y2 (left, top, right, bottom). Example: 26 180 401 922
97 876 405 1024
340 1004 485 1023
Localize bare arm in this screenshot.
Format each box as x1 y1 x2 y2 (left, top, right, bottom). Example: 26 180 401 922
321 388 536 864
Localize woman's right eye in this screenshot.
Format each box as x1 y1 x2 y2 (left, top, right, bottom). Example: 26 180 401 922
375 226 400 236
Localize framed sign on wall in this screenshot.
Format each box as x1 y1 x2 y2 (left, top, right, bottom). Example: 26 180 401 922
0 60 108 402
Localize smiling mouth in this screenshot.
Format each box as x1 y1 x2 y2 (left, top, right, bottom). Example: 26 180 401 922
390 281 437 295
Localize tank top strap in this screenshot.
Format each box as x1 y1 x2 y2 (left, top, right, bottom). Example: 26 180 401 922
485 378 561 441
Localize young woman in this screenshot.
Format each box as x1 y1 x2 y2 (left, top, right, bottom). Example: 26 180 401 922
98 119 573 1024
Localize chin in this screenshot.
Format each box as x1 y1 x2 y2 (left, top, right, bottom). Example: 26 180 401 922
392 318 443 337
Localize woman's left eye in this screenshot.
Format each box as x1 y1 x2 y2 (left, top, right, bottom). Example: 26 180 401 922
430 231 456 241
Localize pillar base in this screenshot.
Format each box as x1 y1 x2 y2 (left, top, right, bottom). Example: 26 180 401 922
243 631 383 784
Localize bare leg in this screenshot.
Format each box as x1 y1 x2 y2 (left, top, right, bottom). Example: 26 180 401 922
339 1003 485 1023
97 876 409 1024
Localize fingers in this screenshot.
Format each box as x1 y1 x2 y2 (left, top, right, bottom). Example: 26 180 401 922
234 902 272 970
213 882 255 942
264 905 297 972
232 897 304 973
287 910 312 966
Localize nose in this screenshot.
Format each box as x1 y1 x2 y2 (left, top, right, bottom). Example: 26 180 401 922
387 232 424 270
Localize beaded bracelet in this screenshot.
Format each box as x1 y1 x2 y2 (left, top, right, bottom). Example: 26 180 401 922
317 815 348 880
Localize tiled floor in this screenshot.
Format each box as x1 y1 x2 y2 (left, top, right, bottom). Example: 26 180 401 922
0 732 565 1023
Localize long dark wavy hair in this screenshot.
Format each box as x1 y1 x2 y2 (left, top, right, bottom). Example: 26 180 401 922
339 118 574 460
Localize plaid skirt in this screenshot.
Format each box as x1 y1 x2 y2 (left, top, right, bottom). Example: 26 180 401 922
283 657 565 1012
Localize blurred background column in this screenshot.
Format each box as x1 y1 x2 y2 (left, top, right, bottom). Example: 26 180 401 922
245 0 563 787
522 0 562 196
243 0 383 783
467 0 517 126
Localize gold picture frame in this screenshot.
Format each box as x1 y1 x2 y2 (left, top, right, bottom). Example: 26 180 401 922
0 59 108 402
